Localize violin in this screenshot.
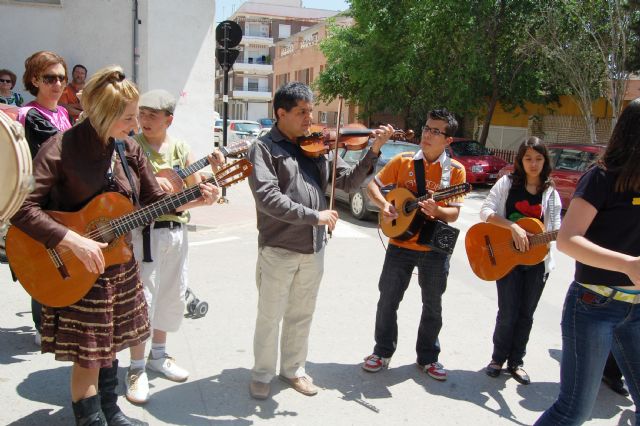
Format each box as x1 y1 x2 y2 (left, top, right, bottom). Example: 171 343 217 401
296 123 415 158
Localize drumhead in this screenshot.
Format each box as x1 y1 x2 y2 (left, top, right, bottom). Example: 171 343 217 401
0 111 33 223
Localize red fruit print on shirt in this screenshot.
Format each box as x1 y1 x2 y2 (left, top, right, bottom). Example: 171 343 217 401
514 200 542 218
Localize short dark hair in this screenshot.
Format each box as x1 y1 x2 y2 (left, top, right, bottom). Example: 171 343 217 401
0 69 17 89
23 51 68 96
428 108 458 137
72 64 87 74
273 82 313 117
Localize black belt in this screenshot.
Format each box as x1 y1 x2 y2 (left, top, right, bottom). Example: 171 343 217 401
153 221 182 229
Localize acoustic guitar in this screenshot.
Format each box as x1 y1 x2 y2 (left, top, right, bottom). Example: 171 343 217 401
155 140 249 193
6 159 252 307
465 217 558 281
379 183 471 240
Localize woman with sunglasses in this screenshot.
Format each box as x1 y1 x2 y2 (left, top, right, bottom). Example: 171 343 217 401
0 68 24 106
11 65 219 425
16 51 73 348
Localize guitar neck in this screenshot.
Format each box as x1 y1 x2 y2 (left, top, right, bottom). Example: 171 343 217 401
175 143 245 179
529 230 558 246
177 157 209 179
110 184 204 237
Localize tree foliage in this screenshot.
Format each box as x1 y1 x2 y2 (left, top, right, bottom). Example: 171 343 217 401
316 0 556 143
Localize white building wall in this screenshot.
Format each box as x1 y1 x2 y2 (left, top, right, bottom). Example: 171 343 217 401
0 0 216 158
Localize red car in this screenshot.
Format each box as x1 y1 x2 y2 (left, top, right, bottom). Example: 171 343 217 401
446 139 508 185
497 143 606 209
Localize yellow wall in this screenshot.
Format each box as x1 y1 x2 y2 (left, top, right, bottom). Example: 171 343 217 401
490 96 625 127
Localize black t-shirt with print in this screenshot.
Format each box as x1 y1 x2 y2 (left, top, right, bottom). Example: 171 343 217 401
574 166 640 287
505 184 544 223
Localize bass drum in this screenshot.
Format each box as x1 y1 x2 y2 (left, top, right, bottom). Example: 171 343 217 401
0 110 33 223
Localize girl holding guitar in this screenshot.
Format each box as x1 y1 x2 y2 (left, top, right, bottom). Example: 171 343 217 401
479 137 561 385
10 66 219 426
536 99 640 425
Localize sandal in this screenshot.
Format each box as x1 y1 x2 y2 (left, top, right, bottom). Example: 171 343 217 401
485 361 502 378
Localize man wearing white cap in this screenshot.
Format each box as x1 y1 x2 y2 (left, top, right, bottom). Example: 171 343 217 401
125 89 224 404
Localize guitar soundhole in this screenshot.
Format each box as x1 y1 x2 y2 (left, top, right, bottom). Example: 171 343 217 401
87 219 116 246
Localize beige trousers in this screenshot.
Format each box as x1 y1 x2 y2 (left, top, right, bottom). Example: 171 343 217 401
252 246 324 383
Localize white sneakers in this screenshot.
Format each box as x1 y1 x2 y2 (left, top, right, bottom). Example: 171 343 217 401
146 353 189 382
34 331 41 346
125 368 150 404
125 353 189 404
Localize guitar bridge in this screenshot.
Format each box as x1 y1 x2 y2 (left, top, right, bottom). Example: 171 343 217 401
47 248 70 280
484 235 496 266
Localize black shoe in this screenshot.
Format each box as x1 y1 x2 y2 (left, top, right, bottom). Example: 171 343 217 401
602 376 629 397
508 365 531 385
485 361 502 378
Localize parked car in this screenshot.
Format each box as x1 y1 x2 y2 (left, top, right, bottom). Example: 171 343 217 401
497 143 606 209
213 119 223 144
228 120 261 142
257 118 275 129
445 139 508 185
333 140 421 220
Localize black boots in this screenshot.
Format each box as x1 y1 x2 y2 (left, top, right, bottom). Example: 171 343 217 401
98 360 148 426
72 394 107 426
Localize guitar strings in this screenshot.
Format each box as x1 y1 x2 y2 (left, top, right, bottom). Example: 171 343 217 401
48 164 249 264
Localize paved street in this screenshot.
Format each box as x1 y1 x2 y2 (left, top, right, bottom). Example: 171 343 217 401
0 181 634 425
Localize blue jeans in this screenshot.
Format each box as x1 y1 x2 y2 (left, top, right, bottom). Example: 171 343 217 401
373 244 449 366
535 282 640 426
492 263 546 367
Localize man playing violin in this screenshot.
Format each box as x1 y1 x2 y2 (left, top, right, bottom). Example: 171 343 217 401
247 82 394 399
362 109 466 381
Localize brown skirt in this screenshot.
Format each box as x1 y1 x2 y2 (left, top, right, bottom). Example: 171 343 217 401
40 257 150 368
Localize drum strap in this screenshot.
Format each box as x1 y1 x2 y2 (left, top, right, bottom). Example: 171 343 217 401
114 140 153 262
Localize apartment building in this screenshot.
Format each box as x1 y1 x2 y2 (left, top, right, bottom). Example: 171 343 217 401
273 17 360 128
215 0 339 121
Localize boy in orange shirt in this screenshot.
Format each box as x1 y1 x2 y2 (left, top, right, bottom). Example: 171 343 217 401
362 109 465 381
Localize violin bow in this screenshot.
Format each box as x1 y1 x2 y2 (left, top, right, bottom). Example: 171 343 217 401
328 95 344 238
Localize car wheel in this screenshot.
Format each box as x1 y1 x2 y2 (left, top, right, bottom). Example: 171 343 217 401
350 190 370 220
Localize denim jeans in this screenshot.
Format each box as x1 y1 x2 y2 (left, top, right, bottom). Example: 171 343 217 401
492 263 546 367
535 282 640 426
373 244 449 366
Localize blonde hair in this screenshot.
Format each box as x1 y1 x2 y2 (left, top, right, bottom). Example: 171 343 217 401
80 65 138 142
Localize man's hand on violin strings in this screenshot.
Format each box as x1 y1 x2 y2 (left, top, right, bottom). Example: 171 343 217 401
318 209 339 231
370 124 395 155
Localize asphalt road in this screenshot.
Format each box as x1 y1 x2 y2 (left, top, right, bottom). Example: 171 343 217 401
0 182 634 425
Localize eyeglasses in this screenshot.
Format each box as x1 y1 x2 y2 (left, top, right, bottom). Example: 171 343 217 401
422 125 448 137
0 79 11 84
41 74 67 85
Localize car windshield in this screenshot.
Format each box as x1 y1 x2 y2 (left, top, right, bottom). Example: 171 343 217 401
234 123 261 133
215 120 223 127
450 141 491 156
260 118 274 126
380 142 420 160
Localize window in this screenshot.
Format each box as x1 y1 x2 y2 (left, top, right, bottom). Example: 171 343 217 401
275 73 290 89
246 22 269 38
247 78 259 92
319 111 327 123
295 68 313 85
555 149 599 172
279 24 291 38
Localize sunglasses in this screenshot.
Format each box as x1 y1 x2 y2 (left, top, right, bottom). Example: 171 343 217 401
0 79 11 84
41 74 67 85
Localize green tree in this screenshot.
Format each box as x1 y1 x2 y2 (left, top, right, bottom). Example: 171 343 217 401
316 0 556 145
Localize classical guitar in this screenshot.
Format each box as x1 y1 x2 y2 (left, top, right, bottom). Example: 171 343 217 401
465 217 558 281
379 183 471 240
155 140 249 193
6 159 253 307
